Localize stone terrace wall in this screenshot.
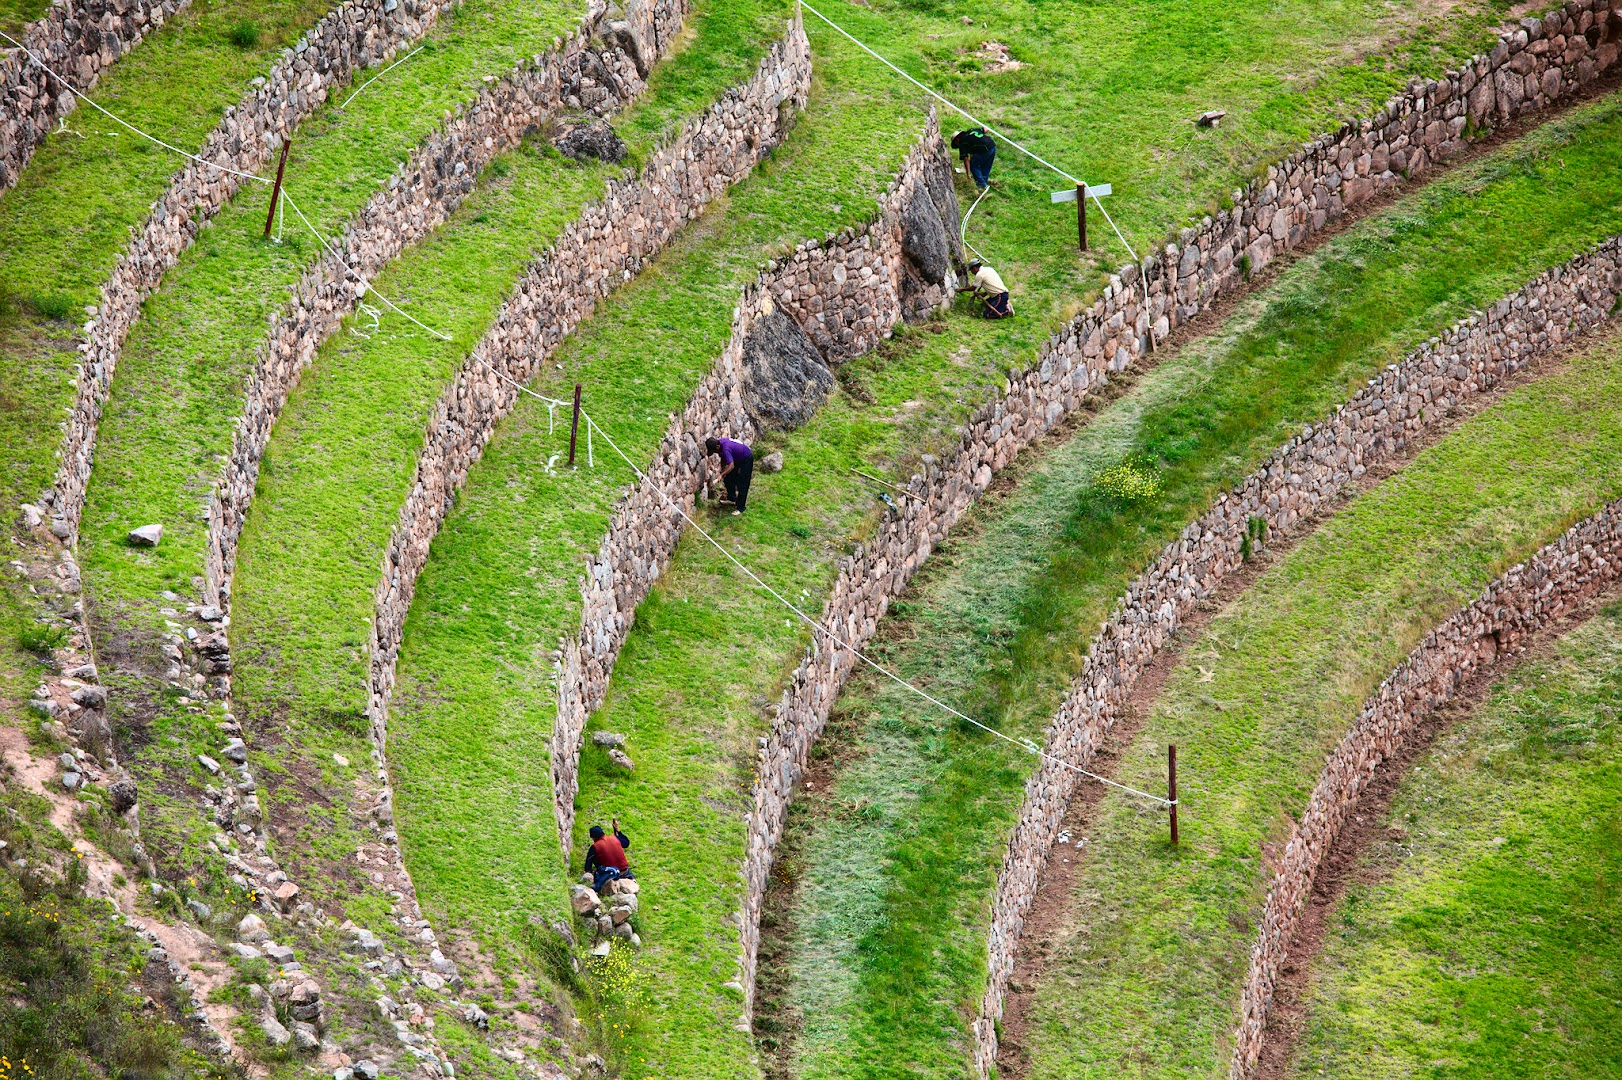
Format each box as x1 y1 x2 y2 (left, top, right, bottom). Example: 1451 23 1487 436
0 0 191 193
976 235 1622 1076
723 0 1622 1034
364 17 814 796
44 0 445 541
201 0 674 611
1232 494 1622 1076
545 117 958 867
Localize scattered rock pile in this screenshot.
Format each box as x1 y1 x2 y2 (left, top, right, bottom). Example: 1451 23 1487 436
571 877 642 948
554 117 629 162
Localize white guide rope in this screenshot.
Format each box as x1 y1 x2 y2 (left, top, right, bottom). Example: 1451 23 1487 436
959 183 991 264
339 45 425 110
0 27 452 343
4 22 1164 806
795 0 1140 264
533 380 1172 808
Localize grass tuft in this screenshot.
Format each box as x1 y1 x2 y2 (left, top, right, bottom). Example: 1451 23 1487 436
227 19 261 49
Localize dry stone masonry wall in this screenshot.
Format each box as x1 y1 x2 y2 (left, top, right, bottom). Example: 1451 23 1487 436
976 233 1622 1077
720 0 1622 1036
545 117 961 873
0 0 191 193
365 17 814 827
43 0 445 542
202 0 675 612
1231 494 1622 1076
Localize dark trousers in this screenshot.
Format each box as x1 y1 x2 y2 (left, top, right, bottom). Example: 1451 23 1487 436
982 291 1011 319
724 455 754 511
968 147 995 188
592 866 633 894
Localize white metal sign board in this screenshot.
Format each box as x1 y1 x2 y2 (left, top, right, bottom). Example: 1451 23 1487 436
1050 183 1112 203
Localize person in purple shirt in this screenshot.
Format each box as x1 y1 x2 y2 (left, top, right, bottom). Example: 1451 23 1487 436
706 436 754 514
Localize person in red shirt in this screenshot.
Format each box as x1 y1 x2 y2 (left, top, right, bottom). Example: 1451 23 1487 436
584 817 633 893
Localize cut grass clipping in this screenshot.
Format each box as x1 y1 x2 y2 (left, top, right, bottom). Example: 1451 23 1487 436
1015 331 1622 1078
762 91 1622 1079
1289 601 1622 1080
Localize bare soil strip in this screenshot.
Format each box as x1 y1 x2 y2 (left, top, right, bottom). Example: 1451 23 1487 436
1247 579 1622 1080
991 321 1609 1076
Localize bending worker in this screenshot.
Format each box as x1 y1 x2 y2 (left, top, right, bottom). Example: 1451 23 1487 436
951 126 997 189
706 435 754 514
966 259 1013 319
583 817 634 893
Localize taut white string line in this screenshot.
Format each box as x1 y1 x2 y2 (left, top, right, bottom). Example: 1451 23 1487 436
0 27 453 342
0 28 267 184
577 405 1174 807
339 45 425 109
462 360 1167 804
280 190 454 341
795 0 1140 264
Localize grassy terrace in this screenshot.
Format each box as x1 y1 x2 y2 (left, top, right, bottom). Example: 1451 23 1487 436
1289 601 1622 1079
72 0 596 895
218 0 798 869
0 0 335 521
1 0 52 38
380 0 1525 1076
762 94 1622 1078
1015 329 1622 1078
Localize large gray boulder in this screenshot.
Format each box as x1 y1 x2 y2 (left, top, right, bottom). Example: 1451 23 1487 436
741 310 834 431
923 154 964 269
555 119 627 164
901 187 951 286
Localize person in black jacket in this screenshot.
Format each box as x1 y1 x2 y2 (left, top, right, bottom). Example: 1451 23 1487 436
951 127 997 189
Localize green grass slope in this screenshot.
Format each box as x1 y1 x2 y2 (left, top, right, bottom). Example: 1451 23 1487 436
1287 603 1622 1080
0 0 334 517
220 0 798 907
382 0 1530 1076
0 782 223 1080
71 0 598 898
0 0 51 38
1015 330 1622 1078
759 92 1622 1079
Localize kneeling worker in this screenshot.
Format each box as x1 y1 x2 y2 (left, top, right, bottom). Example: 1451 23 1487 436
967 259 1013 319
706 435 754 514
584 817 634 894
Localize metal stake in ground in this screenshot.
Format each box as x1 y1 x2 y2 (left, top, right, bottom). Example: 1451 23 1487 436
568 383 583 467
1168 743 1179 846
263 138 291 239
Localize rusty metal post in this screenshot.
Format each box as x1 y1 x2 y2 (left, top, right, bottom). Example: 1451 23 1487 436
1168 743 1179 846
567 383 582 467
1077 182 1088 252
263 138 291 238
